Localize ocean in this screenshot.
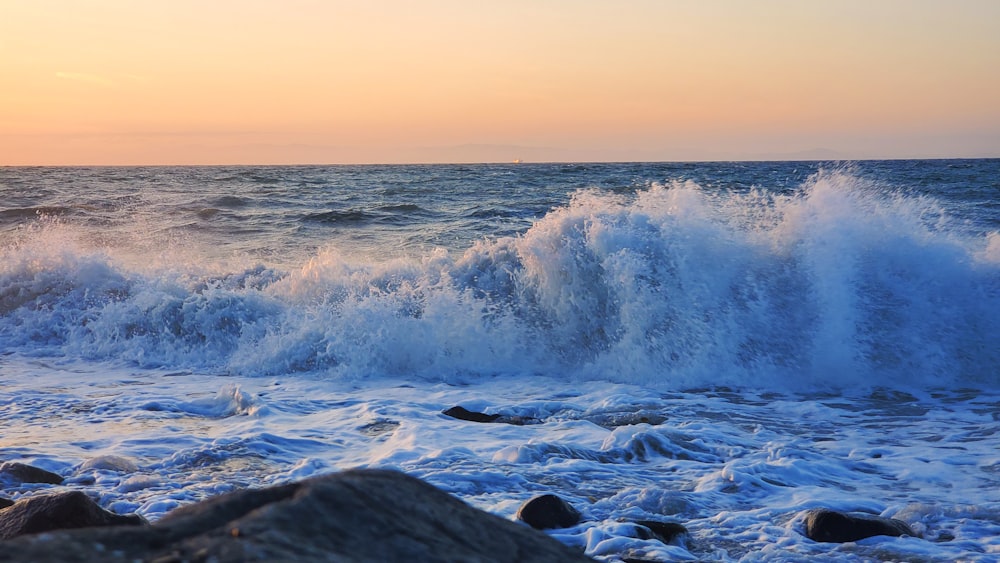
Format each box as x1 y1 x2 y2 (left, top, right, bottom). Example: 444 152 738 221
1 160 998 561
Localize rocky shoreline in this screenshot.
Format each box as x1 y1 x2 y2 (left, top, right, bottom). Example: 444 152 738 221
1 453 920 562
0 467 592 562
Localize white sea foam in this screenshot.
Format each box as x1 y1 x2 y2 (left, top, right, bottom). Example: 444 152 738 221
2 359 999 561
2 170 996 388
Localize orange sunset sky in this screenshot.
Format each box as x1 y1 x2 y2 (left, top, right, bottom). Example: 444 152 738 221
2 0 998 165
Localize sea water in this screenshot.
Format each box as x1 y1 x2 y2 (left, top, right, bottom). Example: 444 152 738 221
1 160 998 561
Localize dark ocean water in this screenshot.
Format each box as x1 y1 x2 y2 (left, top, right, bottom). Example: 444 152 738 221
3 160 997 261
1 160 999 561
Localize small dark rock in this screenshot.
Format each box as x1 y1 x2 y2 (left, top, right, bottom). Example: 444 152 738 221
584 411 667 429
0 498 14 509
442 406 502 423
803 508 915 543
0 490 147 540
442 406 539 425
516 493 582 530
0 462 64 485
935 530 956 542
493 415 539 426
633 520 688 544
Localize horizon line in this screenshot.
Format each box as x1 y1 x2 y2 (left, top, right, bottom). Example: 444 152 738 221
3 155 999 168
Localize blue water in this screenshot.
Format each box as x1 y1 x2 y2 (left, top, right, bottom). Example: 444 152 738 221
2 160 1000 561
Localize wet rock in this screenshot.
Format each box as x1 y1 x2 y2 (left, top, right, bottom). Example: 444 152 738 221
803 508 916 543
619 556 665 563
584 411 667 429
443 406 503 423
357 419 400 437
0 490 146 540
632 520 688 545
79 455 139 473
516 493 582 530
0 462 64 485
442 406 538 425
0 469 593 562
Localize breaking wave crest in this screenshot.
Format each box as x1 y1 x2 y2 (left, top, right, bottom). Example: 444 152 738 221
2 171 998 390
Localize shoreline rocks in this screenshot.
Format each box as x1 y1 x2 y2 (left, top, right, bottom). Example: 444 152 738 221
0 458 930 560
0 462 63 486
0 468 593 562
632 520 688 545
0 490 146 540
442 405 503 423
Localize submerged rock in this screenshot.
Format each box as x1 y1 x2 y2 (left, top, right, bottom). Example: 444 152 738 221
0 469 592 562
803 508 916 543
79 455 139 473
632 520 688 545
516 493 582 530
0 462 64 486
0 491 146 540
357 419 401 437
583 411 667 429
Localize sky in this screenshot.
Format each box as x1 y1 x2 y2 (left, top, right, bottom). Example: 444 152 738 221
2 0 998 165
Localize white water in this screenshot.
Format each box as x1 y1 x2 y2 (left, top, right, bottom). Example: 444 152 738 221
3 358 1000 561
3 173 998 387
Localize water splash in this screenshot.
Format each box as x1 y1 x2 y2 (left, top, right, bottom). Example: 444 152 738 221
1 171 997 390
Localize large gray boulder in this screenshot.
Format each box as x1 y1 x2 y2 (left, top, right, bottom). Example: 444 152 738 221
0 469 593 562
